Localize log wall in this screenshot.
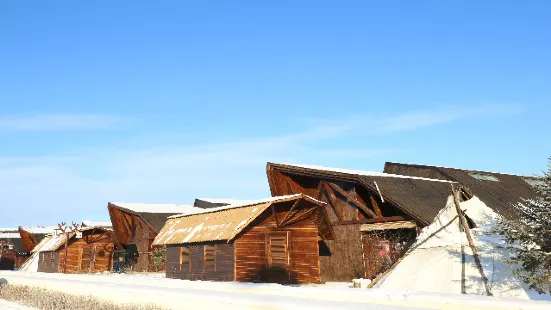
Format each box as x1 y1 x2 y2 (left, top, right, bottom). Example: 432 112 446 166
166 243 235 281
38 230 114 274
233 202 321 284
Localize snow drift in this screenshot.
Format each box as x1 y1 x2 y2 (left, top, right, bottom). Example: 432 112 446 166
374 195 551 301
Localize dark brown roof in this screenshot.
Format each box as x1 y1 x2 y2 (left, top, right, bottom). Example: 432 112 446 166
267 163 458 226
139 213 180 232
384 162 540 220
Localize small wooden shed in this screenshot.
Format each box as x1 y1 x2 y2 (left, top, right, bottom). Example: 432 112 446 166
37 227 115 274
153 194 335 284
108 202 200 272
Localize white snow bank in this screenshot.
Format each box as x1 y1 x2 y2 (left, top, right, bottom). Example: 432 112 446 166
376 195 551 301
1 271 550 309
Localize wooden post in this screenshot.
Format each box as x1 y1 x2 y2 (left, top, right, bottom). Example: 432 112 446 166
63 231 69 273
452 186 493 296
56 221 83 274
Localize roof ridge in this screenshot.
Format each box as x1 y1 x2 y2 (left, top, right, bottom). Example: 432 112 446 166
169 194 323 219
385 162 537 178
272 163 455 183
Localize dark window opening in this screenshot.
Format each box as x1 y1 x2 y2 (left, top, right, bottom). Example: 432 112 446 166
203 245 216 272
268 232 288 268
318 240 331 257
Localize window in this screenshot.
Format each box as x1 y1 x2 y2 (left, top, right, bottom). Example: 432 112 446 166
40 253 45 266
268 232 288 268
524 178 545 188
468 172 500 182
203 245 216 272
49 253 54 266
179 246 191 272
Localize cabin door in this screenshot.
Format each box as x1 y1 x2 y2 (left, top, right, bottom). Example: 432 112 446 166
80 247 97 273
265 231 290 283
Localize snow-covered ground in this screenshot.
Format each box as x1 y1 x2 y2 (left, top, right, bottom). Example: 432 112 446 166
1 271 550 309
0 299 35 310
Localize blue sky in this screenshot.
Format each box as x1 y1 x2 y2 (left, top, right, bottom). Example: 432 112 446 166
0 1 550 226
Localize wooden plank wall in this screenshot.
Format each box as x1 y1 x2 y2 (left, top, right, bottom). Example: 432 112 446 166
268 170 368 281
166 243 235 281
56 232 114 274
37 251 60 273
319 224 364 282
234 203 321 284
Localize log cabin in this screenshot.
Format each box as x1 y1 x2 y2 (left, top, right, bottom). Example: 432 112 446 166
36 227 115 274
108 202 201 272
266 163 471 282
383 162 541 220
153 194 335 284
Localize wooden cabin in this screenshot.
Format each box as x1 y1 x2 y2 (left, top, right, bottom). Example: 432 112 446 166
384 162 540 220
37 227 115 274
0 229 30 270
153 194 335 284
108 202 200 272
266 163 470 282
0 236 18 270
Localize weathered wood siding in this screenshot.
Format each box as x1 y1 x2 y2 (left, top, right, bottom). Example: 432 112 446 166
234 202 321 284
166 243 235 281
267 169 404 281
59 234 114 274
39 230 114 274
37 251 60 273
318 224 364 282
109 206 159 272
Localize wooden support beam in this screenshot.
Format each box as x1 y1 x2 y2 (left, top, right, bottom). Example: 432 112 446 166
281 207 317 227
452 186 492 296
270 204 280 228
327 182 378 218
316 180 325 200
279 199 301 227
323 183 344 221
369 196 383 217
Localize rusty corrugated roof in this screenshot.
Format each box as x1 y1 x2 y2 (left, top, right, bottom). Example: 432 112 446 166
153 194 324 245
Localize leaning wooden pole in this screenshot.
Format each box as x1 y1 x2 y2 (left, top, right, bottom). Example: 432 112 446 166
452 186 493 296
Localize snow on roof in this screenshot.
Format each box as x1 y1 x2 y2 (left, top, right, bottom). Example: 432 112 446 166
276 163 455 183
155 194 327 245
169 194 324 219
20 226 59 234
109 202 199 214
0 228 18 233
0 233 21 239
195 198 256 205
81 220 112 228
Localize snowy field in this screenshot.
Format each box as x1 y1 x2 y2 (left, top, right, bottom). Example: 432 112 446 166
1 271 551 309
0 299 34 310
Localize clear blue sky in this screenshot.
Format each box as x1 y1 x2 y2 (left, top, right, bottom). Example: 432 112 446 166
0 1 550 226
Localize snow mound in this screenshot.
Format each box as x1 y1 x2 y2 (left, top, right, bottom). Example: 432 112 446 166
375 195 551 301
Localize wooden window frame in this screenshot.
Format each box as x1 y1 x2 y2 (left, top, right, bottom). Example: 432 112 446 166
267 231 290 269
49 252 54 267
203 244 216 272
179 246 191 272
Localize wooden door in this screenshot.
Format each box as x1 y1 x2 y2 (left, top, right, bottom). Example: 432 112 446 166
265 231 290 282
